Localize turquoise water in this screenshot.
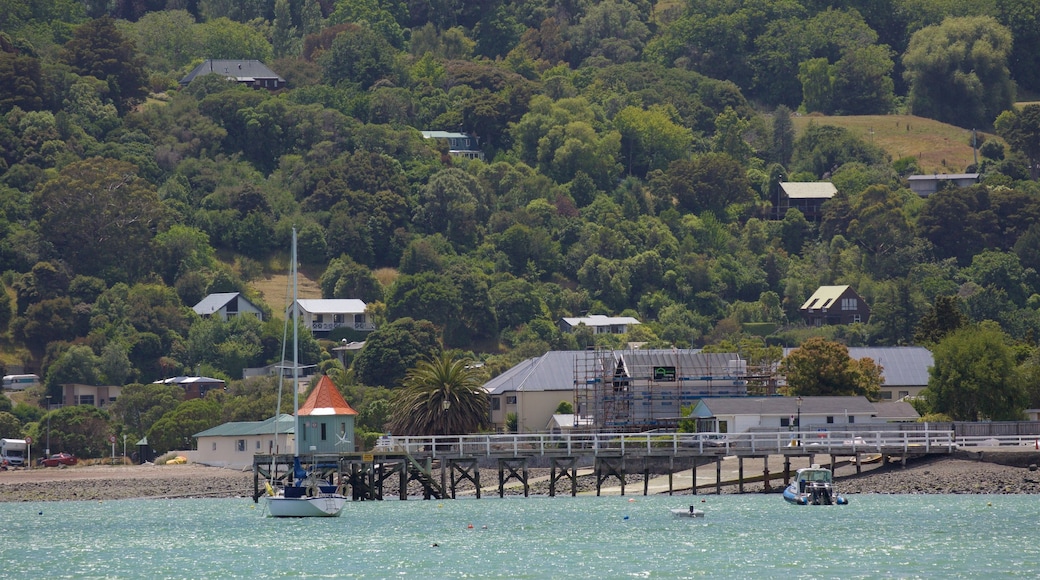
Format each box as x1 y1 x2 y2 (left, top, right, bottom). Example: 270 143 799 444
4 494 1037 578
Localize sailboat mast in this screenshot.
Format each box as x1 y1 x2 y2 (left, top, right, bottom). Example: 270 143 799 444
292 226 300 458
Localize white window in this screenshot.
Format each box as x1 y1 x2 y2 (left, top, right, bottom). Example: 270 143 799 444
841 298 858 310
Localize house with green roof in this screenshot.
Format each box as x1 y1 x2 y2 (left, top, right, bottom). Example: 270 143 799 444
194 414 294 469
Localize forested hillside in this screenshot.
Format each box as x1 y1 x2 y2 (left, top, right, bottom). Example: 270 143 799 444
2 0 1040 453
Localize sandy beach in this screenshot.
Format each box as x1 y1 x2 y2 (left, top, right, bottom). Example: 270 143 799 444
2 452 1039 502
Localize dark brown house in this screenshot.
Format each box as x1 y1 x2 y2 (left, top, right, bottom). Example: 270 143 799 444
800 285 870 326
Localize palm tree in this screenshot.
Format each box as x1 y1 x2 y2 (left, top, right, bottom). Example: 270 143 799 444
387 353 489 436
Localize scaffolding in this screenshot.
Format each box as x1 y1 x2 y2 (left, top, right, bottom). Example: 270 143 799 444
573 348 750 432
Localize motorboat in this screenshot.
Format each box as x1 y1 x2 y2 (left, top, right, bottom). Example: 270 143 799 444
670 506 705 518
783 464 848 505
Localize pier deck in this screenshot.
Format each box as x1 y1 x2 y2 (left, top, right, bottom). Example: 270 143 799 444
252 430 957 502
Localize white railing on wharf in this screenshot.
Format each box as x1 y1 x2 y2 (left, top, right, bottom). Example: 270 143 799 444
383 430 957 459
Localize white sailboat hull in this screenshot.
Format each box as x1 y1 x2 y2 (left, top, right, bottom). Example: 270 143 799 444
266 493 347 517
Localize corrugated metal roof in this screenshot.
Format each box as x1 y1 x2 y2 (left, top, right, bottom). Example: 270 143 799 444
192 292 240 315
695 396 876 417
872 401 920 420
847 347 933 386
907 173 979 181
483 349 742 395
799 285 851 310
295 299 367 314
616 350 741 378
484 351 576 394
780 182 837 199
194 414 294 438
153 376 225 385
781 346 933 387
421 131 470 139
560 314 641 327
180 59 284 85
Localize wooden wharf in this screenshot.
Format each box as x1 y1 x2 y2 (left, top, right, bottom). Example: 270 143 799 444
251 429 957 503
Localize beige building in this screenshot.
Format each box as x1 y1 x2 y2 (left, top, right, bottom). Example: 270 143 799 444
194 414 294 469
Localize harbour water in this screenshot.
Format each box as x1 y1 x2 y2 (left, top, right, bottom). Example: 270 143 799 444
6 494 1037 578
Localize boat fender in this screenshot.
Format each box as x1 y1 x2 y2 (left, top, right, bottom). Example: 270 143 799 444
265 482 275 496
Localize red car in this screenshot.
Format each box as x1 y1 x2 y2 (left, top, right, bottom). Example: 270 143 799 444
40 453 78 467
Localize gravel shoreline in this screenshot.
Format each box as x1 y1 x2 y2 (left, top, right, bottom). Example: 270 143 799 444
3 453 1039 503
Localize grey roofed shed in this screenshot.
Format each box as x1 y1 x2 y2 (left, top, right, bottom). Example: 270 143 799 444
692 396 877 418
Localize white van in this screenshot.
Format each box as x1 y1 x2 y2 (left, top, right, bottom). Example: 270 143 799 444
2 374 40 391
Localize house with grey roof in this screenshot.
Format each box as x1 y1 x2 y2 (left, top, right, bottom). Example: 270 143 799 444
193 414 294 469
153 376 225 400
908 173 980 197
779 345 933 402
484 351 577 433
776 181 837 220
291 299 374 336
690 396 883 434
193 292 264 322
180 59 286 90
559 314 641 335
847 346 932 401
800 285 870 326
420 131 484 160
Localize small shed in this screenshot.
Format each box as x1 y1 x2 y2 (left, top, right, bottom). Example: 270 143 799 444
135 436 155 464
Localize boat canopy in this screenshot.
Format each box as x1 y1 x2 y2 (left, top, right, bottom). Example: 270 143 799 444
796 468 833 483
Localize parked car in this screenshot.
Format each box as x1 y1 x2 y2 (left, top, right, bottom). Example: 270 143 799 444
40 453 77 467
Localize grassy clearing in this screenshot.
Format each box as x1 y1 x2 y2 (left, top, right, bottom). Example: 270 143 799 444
791 113 994 174
250 269 323 312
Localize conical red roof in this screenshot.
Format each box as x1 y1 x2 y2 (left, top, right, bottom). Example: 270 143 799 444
298 374 358 416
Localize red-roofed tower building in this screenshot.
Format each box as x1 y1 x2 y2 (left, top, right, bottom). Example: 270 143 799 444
296 375 359 453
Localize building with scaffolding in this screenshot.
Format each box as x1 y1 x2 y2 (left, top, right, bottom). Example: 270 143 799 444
574 349 747 432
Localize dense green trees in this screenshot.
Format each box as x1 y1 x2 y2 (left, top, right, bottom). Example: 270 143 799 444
902 17 1015 129
780 337 883 399
923 324 1025 421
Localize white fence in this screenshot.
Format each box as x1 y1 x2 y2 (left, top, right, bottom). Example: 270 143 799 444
386 429 958 458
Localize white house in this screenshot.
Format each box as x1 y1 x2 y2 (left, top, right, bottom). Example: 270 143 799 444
194 414 294 469
690 396 884 434
420 131 484 160
193 292 264 322
292 299 374 335
559 314 641 335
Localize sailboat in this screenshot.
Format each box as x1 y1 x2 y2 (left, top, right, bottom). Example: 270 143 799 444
265 227 347 518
